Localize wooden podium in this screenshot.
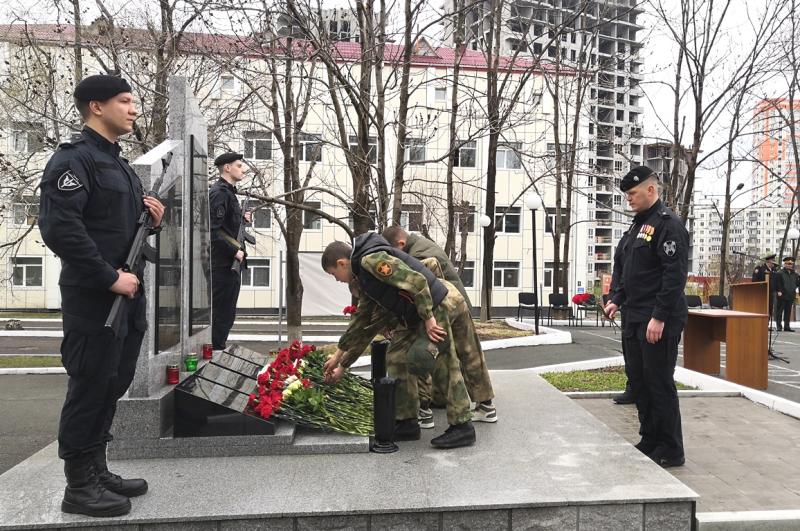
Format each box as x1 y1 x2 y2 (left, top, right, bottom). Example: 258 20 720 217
683 282 769 390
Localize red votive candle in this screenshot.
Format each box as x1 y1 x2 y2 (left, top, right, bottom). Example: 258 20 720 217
166 364 180 385
202 343 213 360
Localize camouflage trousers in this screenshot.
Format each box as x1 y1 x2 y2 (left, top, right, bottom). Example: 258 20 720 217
386 291 472 426
417 304 494 406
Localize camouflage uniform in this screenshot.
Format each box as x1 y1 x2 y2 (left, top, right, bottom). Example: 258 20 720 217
414 257 494 406
338 252 472 426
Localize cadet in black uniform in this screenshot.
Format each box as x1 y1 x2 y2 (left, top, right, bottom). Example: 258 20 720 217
209 152 249 350
604 166 688 468
752 254 777 325
38 75 165 517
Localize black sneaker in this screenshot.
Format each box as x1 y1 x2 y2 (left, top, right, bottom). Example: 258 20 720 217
647 447 685 468
431 422 476 449
787 329 795 333
634 439 658 455
394 419 421 441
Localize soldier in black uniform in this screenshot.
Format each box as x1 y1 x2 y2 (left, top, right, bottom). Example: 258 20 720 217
38 75 165 517
752 254 777 326
209 152 249 350
604 166 688 468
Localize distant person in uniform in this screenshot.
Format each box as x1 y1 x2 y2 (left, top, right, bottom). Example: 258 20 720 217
775 256 799 332
752 253 777 327
209 152 250 350
39 75 164 517
381 226 496 427
605 166 688 468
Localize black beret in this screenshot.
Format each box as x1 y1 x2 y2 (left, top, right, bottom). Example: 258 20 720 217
73 75 133 102
620 165 657 192
214 152 244 167
784 256 795 263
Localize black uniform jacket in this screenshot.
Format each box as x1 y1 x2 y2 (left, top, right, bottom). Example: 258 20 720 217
209 178 244 269
38 127 146 333
610 199 689 330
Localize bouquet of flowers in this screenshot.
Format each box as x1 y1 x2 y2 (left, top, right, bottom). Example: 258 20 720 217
571 293 595 306
342 305 358 316
248 341 374 436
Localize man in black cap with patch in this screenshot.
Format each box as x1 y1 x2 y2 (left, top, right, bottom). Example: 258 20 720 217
604 165 688 468
752 253 777 326
210 152 250 350
775 256 798 332
39 74 164 517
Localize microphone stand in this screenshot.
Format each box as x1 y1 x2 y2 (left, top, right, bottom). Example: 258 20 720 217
732 251 789 363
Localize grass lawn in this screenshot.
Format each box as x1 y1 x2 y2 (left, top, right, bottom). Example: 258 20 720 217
541 366 693 392
0 312 61 319
0 356 63 369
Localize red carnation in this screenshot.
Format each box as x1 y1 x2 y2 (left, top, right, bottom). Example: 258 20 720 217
301 378 311 388
343 305 357 315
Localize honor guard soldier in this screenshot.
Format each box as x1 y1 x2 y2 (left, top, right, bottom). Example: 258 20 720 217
775 256 799 332
752 254 777 325
605 166 688 468
38 75 165 517
209 152 250 350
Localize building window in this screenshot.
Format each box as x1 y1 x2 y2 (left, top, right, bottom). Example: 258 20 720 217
241 258 271 287
497 142 522 169
545 207 568 234
435 87 447 103
221 75 235 93
348 135 377 164
298 133 322 162
454 140 477 168
348 204 378 230
405 138 426 164
614 160 623 171
459 260 475 287
251 208 271 229
495 206 521 233
544 261 554 288
12 257 43 287
303 201 322 230
11 122 45 153
243 131 272 160
456 205 476 233
12 199 39 226
493 261 520 288
400 204 423 231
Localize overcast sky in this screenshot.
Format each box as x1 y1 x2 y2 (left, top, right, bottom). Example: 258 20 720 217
1 0 789 204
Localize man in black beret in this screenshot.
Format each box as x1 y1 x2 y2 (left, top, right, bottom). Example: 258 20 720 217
752 254 777 326
209 152 251 350
38 74 163 517
605 165 688 468
775 256 798 331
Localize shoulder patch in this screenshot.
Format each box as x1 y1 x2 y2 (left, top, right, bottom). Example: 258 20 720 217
57 170 83 192
376 261 393 277
215 206 225 218
663 240 677 257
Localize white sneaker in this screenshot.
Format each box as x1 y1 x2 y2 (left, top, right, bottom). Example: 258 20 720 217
471 402 498 423
418 407 434 429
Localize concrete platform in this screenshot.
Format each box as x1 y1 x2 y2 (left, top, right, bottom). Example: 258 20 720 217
0 371 696 530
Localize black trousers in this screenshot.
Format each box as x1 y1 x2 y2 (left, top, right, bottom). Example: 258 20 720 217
623 322 684 457
212 266 241 349
58 296 145 460
775 298 792 330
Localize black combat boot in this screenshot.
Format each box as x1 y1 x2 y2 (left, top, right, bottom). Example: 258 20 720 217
613 383 636 404
394 418 421 441
92 445 148 497
431 422 476 449
62 456 131 517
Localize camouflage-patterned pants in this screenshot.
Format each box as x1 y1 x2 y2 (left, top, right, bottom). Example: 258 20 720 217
386 291 472 426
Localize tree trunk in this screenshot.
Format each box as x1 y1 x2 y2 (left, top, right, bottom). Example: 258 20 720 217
391 0 413 225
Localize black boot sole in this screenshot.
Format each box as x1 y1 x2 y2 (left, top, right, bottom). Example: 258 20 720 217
613 395 635 404
431 435 476 449
61 499 131 517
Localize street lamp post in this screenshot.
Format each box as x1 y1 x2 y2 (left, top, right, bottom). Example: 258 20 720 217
478 214 492 318
525 194 543 335
788 228 800 259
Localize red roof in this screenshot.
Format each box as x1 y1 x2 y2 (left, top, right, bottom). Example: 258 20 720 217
0 23 569 75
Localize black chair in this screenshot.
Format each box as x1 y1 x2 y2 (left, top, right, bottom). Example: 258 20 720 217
547 293 575 326
709 295 728 309
686 295 703 309
517 292 538 321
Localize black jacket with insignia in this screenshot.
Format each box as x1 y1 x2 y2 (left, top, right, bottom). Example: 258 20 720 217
38 126 146 332
610 199 689 329
209 177 244 269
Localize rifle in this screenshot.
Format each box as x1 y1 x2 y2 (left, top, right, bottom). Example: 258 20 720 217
231 193 256 274
104 152 173 337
